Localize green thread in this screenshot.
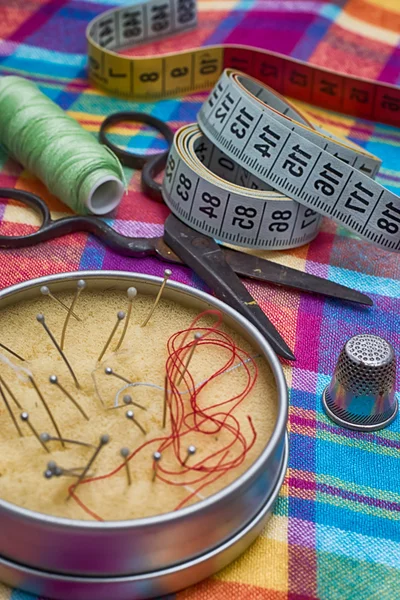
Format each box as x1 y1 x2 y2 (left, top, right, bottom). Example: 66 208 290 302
0 76 126 215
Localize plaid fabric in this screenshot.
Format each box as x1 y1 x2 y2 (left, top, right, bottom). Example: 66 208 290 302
1 0 400 598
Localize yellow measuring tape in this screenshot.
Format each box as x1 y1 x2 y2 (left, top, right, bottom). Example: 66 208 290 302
86 0 400 126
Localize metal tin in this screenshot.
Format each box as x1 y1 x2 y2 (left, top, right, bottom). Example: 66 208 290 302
0 271 288 581
0 440 287 600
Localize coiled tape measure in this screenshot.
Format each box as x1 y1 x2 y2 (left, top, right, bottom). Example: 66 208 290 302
87 0 400 252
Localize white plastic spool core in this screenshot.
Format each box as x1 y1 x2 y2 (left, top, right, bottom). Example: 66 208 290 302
86 176 125 215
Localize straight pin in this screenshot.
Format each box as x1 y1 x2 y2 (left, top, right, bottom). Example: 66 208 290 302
0 342 25 362
20 412 49 453
105 366 131 384
29 375 65 447
126 409 146 435
152 451 162 482
120 448 132 486
40 286 81 321
67 434 109 500
111 393 146 412
163 375 168 429
45 461 93 479
115 287 137 351
60 279 86 351
0 381 23 436
0 374 22 409
40 432 95 449
37 315 80 389
98 311 126 363
177 333 202 385
49 375 89 420
182 445 197 466
141 269 172 327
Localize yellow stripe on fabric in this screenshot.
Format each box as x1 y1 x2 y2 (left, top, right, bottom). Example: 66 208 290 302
336 11 400 44
259 515 288 543
318 492 400 521
317 473 400 505
214 535 288 591
0 585 11 600
318 429 400 460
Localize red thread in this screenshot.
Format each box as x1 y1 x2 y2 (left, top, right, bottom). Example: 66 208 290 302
69 309 258 520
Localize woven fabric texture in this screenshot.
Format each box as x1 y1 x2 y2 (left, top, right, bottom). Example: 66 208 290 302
0 0 400 598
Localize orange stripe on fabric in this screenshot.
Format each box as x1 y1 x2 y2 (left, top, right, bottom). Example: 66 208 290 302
345 0 400 33
178 579 288 598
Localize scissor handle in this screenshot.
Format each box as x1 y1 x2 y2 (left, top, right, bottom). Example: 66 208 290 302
0 188 162 257
99 112 174 170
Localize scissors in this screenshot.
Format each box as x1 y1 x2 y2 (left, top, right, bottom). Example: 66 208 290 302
0 113 372 361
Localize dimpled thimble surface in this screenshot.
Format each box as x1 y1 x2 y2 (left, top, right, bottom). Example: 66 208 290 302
322 334 398 432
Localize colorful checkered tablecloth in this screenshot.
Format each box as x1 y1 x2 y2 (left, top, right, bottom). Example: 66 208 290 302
1 0 400 598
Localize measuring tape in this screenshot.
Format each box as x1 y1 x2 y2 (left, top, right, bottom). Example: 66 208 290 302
88 0 400 252
86 0 400 127
161 71 400 252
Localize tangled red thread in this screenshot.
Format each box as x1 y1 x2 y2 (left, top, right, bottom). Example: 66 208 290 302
69 309 258 520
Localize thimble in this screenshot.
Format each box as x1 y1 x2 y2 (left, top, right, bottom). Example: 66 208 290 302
322 334 398 432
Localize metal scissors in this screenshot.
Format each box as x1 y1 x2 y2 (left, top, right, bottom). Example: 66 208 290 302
0 113 372 361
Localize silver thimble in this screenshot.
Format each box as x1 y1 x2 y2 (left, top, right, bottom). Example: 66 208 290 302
322 334 398 432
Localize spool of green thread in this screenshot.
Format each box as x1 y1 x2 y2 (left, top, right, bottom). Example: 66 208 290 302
0 76 126 215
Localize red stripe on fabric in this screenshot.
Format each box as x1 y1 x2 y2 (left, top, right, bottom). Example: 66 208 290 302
7 0 71 43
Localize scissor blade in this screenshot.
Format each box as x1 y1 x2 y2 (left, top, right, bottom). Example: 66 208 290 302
164 215 295 361
222 248 373 306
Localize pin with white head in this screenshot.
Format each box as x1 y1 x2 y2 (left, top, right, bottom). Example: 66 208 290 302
20 412 49 453
0 381 23 437
49 375 88 420
152 451 162 482
177 333 202 385
67 434 110 500
98 311 126 363
29 374 65 447
111 392 146 412
115 287 137 351
60 279 86 351
182 445 196 466
37 314 80 389
126 409 146 435
40 286 81 321
120 447 132 486
141 269 172 328
105 366 131 385
0 342 25 362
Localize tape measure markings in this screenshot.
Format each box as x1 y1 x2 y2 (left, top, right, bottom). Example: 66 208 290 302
87 0 400 126
162 124 322 250
195 71 400 251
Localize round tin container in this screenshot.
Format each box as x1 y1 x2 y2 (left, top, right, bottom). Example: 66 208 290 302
0 271 288 592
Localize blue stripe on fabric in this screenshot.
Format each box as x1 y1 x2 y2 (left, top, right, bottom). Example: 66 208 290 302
316 436 400 497
315 499 400 541
11 589 38 599
292 16 335 62
327 267 400 298
317 524 400 569
4 44 85 66
0 57 84 79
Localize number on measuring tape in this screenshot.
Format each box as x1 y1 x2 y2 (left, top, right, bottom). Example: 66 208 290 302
140 72 160 82
98 17 115 48
269 210 292 233
176 0 196 24
199 192 221 219
230 106 255 140
176 173 192 201
121 9 144 42
149 2 171 35
232 205 257 229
